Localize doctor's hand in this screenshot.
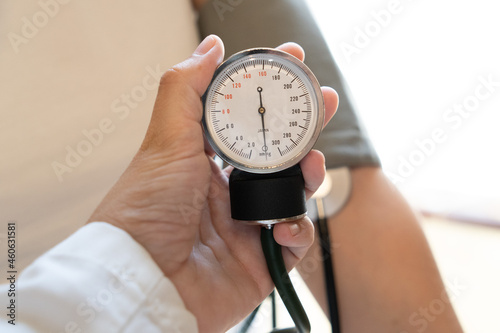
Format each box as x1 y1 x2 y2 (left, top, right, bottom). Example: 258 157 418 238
88 35 338 333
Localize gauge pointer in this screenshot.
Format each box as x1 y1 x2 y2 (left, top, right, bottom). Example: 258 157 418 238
257 86 268 160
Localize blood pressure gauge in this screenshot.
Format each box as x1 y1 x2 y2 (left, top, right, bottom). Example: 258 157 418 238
202 48 325 224
203 48 324 173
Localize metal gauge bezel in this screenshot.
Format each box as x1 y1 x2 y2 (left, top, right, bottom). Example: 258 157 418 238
202 48 325 174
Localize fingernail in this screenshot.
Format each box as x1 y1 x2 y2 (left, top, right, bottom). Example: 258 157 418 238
194 35 216 56
290 222 301 236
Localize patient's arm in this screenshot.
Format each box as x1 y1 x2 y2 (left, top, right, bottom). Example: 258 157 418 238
298 167 463 332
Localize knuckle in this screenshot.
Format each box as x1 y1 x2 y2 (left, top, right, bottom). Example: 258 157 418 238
159 67 183 87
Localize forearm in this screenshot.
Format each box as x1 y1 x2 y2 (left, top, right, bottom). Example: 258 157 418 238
298 167 463 332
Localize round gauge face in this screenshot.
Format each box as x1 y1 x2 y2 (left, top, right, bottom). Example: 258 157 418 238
202 48 325 174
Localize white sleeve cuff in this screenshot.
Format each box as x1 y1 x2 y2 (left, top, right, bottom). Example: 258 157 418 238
1 222 198 332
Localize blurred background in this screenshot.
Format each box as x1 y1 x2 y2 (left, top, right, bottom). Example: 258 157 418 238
1 0 499 332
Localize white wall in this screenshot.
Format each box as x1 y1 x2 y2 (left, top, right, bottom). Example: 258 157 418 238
306 0 500 223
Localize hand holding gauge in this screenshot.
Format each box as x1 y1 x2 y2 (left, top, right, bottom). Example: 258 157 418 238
89 36 338 333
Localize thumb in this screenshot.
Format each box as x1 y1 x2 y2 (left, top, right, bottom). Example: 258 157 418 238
170 34 225 96
142 35 224 151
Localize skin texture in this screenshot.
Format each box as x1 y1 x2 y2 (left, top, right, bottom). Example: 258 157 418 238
88 35 339 333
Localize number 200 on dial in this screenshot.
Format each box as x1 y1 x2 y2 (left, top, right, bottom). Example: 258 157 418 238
202 48 325 174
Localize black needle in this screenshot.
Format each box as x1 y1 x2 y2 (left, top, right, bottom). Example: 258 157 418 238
257 86 268 160
258 86 264 109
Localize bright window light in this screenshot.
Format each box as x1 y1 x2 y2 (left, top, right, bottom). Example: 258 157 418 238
306 0 500 224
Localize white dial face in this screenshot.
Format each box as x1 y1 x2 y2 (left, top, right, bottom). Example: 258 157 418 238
203 49 324 173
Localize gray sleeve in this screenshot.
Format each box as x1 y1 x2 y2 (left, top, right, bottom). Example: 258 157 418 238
198 0 380 169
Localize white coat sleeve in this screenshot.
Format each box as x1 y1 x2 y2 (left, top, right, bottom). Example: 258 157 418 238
0 222 198 333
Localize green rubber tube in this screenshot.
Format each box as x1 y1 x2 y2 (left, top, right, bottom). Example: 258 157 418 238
261 226 311 333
